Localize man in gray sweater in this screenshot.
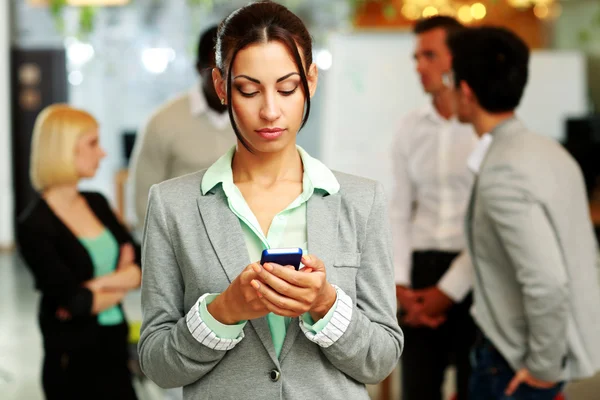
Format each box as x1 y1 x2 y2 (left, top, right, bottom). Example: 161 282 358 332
130 25 236 227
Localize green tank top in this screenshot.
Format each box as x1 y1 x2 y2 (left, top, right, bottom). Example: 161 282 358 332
79 229 124 326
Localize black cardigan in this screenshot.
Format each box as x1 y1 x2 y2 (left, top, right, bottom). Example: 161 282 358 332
17 191 141 351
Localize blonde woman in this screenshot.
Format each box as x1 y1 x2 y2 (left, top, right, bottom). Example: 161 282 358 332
17 104 140 400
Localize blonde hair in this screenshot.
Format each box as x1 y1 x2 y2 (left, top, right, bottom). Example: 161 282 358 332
30 104 99 192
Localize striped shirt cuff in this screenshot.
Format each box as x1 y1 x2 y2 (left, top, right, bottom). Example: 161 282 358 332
186 293 245 351
299 284 353 348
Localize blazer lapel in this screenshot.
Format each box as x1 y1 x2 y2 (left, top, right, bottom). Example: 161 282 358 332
279 191 341 363
465 184 476 257
197 188 279 365
196 189 248 283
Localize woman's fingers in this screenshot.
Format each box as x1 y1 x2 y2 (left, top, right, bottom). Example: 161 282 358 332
250 279 310 316
259 262 317 290
300 255 325 272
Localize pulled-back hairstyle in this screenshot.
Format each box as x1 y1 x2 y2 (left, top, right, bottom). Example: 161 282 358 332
215 0 313 150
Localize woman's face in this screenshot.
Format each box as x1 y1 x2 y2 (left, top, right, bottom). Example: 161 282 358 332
74 128 106 179
215 40 318 154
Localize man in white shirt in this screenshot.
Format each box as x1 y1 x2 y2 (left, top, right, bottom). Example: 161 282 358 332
130 26 236 227
448 26 600 400
390 16 477 400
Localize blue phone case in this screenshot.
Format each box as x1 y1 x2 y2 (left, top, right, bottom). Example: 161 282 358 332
260 248 303 270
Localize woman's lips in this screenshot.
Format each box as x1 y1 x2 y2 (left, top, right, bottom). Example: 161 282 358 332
256 128 285 140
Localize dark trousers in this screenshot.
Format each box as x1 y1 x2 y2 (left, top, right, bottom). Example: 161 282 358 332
469 332 564 400
400 251 477 400
42 323 138 400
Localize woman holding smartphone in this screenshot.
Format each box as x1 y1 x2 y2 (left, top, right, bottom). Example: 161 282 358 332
138 1 403 398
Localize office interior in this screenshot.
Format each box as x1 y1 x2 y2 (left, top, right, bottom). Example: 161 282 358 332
1 0 600 399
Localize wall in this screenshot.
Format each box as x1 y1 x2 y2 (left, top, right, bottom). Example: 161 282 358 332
554 0 600 112
0 0 13 249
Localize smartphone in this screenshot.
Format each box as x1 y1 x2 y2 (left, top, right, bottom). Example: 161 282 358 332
260 248 303 270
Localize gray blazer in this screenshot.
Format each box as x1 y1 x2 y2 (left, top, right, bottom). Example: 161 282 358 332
138 169 403 399
467 118 600 382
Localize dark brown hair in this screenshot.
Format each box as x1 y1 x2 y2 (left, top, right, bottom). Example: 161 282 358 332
413 16 463 36
197 25 218 69
448 26 529 112
215 0 313 150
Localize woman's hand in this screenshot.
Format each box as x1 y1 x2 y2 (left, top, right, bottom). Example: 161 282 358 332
90 288 128 314
250 254 337 321
207 262 271 325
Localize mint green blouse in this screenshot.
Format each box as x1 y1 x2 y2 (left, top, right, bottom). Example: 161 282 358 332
199 146 341 357
79 229 124 326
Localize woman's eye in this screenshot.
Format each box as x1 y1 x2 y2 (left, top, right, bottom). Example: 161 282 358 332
279 86 298 96
235 86 258 97
239 90 258 98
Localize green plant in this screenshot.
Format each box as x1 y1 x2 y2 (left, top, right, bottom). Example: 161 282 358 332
185 0 393 14
48 0 67 32
48 0 97 37
577 7 600 47
47 0 396 37
346 0 396 21
186 0 215 5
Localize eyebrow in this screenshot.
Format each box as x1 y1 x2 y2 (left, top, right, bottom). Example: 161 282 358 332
414 50 435 59
233 72 300 84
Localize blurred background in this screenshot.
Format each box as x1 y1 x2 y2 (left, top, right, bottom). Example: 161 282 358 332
1 0 599 399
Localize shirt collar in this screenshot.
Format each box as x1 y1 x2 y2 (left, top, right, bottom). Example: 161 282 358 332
467 133 493 174
188 83 230 130
420 102 456 124
419 102 437 120
201 145 340 196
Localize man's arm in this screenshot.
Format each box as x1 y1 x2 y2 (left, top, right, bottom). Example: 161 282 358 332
481 171 569 382
437 250 474 302
130 115 170 227
390 124 413 290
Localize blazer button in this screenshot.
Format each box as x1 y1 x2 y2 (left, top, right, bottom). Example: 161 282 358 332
269 369 280 382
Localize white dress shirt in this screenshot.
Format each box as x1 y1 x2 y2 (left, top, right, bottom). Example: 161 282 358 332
467 133 493 174
391 103 478 301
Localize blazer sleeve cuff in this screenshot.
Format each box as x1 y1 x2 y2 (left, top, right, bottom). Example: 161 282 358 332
299 284 353 348
300 297 337 334
526 360 564 383
186 293 246 351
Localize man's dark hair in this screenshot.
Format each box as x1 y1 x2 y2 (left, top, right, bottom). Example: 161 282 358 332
197 26 219 68
413 16 463 35
447 26 530 113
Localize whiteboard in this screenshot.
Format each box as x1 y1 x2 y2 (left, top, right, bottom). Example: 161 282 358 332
321 32 588 197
